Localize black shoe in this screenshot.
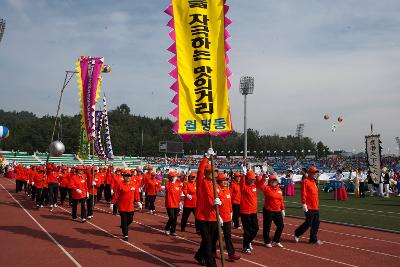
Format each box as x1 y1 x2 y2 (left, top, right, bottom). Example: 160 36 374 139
194 254 205 266
181 228 185 232
123 236 128 241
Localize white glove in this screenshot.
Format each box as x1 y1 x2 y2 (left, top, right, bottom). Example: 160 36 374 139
32 182 35 186
281 210 286 217
206 148 216 158
254 166 261 176
86 192 89 199
110 204 114 211
214 198 222 206
92 182 96 186
242 165 247 175
142 191 145 197
137 202 143 210
186 194 192 200
218 215 224 226
262 165 268 174
111 189 114 195
173 177 178 183
76 189 82 194
179 201 183 211
302 204 308 213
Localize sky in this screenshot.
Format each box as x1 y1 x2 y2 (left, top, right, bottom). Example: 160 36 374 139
0 0 400 153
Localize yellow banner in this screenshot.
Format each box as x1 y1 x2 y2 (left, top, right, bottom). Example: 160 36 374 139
170 0 232 138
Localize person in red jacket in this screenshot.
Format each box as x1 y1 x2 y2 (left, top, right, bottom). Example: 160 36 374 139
143 165 153 209
294 165 322 245
240 167 260 254
34 166 48 208
104 165 114 204
258 174 285 248
194 149 221 267
144 171 162 214
181 171 199 233
230 171 242 229
111 168 124 215
96 167 106 201
87 167 101 219
29 165 38 201
59 167 71 206
47 164 60 210
70 166 89 223
164 171 183 236
216 173 241 261
110 171 142 241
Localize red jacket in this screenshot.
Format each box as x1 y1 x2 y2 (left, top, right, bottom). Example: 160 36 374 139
144 178 162 196
87 173 102 195
240 174 258 214
111 181 140 212
195 157 217 221
301 177 319 210
105 170 114 184
70 174 88 199
258 176 284 212
59 172 70 188
183 181 197 208
165 181 183 209
33 172 47 189
46 169 59 184
111 175 124 192
218 187 232 222
230 180 241 204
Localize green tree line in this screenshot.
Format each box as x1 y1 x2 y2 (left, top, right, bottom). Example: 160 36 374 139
0 105 329 158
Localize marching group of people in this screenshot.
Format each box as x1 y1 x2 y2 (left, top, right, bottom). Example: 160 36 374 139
8 148 323 267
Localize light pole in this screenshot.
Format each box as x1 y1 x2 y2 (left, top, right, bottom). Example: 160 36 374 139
239 76 254 160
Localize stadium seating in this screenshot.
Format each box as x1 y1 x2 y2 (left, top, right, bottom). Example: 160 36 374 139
0 151 41 165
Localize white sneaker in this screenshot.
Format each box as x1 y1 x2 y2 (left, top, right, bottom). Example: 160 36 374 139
165 230 170 235
312 240 323 245
40 205 44 208
87 215 93 219
249 243 253 251
81 218 86 223
272 242 284 248
397 194 400 197
54 204 57 208
50 205 53 208
241 248 251 254
294 235 300 243
264 243 272 248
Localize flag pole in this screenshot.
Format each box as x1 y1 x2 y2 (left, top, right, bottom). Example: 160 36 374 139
209 135 225 267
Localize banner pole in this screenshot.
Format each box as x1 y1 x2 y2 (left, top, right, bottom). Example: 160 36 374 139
209 135 225 267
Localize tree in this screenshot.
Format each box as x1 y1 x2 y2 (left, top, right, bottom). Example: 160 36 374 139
116 104 130 115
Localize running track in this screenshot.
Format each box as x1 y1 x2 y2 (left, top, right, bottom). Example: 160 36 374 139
0 177 399 267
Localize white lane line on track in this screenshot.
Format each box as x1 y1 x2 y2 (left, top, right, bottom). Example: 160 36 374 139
152 199 400 246
0 182 82 267
94 206 268 267
285 201 400 215
57 206 175 267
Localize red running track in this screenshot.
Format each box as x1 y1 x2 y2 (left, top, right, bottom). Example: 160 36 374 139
0 177 399 267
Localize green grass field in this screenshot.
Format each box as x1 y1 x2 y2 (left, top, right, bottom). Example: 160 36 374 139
257 185 400 232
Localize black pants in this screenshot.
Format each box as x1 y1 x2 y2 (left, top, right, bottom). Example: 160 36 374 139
35 188 48 206
31 186 36 201
16 180 22 192
113 202 119 215
120 211 134 237
97 184 105 201
195 220 218 267
263 209 284 243
294 210 320 243
165 208 179 234
87 195 97 216
27 184 32 195
359 182 365 198
104 184 112 202
147 195 156 211
241 213 259 249
144 193 149 209
59 187 68 205
232 204 240 228
222 222 235 256
72 198 87 220
48 183 59 206
181 207 199 231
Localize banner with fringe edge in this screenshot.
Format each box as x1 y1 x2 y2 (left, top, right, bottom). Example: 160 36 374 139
166 0 233 142
94 110 106 159
103 96 114 160
76 56 104 142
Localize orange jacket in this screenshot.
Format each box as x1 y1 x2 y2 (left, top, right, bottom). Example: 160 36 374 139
301 177 319 210
111 181 140 212
258 176 284 212
105 169 114 184
46 169 59 183
183 181 197 208
165 181 183 208
230 180 241 204
144 178 162 196
111 175 124 191
218 187 232 222
87 173 102 195
240 174 258 214
195 157 217 221
33 172 47 189
59 172 70 188
70 174 88 199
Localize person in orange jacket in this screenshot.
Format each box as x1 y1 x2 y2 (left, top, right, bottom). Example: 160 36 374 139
87 167 102 219
59 167 71 206
111 168 124 215
258 174 285 248
96 167 107 201
181 171 199 233
240 167 260 254
164 171 183 236
34 166 48 208
29 165 38 200
47 164 60 210
230 171 242 229
110 171 142 241
104 165 114 204
143 165 153 209
143 171 162 214
70 166 88 223
194 149 221 267
294 165 322 245
215 173 241 261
